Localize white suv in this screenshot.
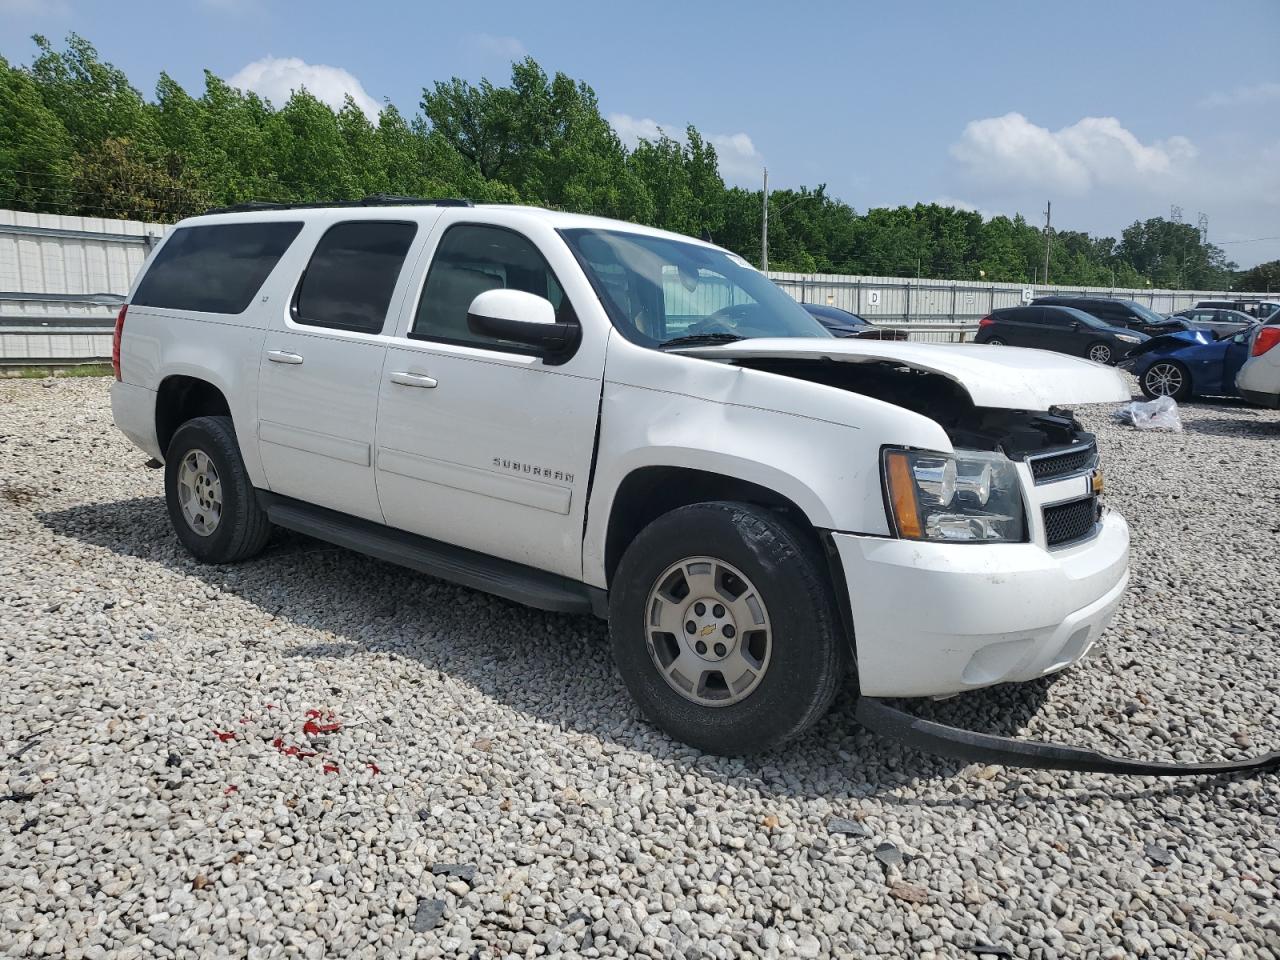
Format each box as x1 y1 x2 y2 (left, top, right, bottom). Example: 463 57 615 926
111 199 1131 755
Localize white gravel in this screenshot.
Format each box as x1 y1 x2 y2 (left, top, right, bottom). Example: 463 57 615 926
1 376 1278 960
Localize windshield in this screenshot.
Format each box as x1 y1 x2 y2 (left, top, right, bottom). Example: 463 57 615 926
1124 301 1169 324
560 228 831 346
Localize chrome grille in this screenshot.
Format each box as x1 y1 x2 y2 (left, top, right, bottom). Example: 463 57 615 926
1044 496 1099 547
1028 443 1097 484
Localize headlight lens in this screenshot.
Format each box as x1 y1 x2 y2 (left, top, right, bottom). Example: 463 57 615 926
1115 334 1141 343
883 448 1025 543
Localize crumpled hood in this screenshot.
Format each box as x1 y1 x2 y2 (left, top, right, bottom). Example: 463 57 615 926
671 338 1131 411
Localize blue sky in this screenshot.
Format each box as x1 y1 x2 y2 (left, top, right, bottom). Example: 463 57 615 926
3 0 1279 266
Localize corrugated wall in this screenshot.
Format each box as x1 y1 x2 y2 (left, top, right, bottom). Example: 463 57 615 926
0 210 167 364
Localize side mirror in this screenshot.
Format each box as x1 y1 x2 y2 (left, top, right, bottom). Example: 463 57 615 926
467 289 579 359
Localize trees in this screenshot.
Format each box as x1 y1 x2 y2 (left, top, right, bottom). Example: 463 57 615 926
0 55 73 213
0 33 1257 289
1236 260 1280 292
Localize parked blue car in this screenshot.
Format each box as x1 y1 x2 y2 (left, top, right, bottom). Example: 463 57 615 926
1120 327 1256 401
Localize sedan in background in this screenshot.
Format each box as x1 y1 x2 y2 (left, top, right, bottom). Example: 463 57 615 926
1172 307 1257 338
1120 327 1254 401
801 303 909 340
975 304 1147 364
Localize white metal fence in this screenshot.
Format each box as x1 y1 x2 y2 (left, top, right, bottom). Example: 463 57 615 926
0 208 1262 363
769 272 1242 343
0 210 166 365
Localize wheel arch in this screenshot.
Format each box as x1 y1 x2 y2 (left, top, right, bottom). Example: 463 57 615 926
602 465 821 587
155 375 232 457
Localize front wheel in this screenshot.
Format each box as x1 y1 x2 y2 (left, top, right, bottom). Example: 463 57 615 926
609 501 848 755
165 415 272 563
1140 360 1191 400
1087 341 1114 364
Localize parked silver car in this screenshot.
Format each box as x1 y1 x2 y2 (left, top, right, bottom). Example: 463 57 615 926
1172 307 1256 338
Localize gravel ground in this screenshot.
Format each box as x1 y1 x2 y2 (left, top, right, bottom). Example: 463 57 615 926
1 376 1278 960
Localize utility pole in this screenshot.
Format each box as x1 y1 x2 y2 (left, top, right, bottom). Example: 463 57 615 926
1042 201 1052 286
760 167 769 272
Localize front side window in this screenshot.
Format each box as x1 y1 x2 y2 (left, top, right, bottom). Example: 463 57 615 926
560 228 829 347
294 221 418 333
133 221 303 314
411 224 571 350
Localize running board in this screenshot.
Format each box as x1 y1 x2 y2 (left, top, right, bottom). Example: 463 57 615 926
856 698 1280 777
258 493 605 616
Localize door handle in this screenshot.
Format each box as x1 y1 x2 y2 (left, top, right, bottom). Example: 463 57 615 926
389 371 438 389
267 350 304 365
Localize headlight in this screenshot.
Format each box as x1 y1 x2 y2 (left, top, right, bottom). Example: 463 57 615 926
883 448 1025 543
1115 334 1141 343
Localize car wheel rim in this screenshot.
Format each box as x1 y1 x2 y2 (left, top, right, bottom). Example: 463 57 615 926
177 448 223 536
1089 344 1112 363
1145 363 1183 397
644 556 772 708
987 338 1005 346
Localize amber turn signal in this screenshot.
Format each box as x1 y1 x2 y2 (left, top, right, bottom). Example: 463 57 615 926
884 450 923 539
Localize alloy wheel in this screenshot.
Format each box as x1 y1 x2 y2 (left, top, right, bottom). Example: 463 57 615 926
1144 362 1184 398
176 448 223 536
643 556 772 707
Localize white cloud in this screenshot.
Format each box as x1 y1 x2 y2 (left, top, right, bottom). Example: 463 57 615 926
950 112 1195 194
469 33 527 60
227 56 381 121
1199 81 1280 108
609 112 765 186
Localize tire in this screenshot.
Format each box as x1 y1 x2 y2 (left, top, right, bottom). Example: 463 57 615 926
1087 341 1114 364
608 501 848 755
1139 360 1191 401
985 337 1006 346
164 415 271 563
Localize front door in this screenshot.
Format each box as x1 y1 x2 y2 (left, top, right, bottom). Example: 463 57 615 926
374 222 603 580
257 219 424 523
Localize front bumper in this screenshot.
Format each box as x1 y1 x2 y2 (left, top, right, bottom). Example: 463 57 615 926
832 509 1130 697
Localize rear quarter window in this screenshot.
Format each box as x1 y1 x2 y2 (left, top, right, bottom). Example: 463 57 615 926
132 222 304 314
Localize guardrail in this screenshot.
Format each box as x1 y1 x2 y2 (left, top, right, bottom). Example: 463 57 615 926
0 223 160 247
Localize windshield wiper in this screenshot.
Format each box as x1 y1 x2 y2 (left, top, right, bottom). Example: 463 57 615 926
660 333 747 350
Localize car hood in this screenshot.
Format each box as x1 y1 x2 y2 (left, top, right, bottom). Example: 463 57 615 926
671 338 1131 411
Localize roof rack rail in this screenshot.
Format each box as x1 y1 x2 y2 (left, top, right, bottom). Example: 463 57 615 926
203 196 474 215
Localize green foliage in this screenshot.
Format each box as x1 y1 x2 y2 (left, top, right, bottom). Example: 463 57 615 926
0 34 1251 289
1235 259 1280 292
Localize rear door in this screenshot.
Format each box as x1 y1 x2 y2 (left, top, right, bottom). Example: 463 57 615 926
993 306 1041 346
256 218 430 522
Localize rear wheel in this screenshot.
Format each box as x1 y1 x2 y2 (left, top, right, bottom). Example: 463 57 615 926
1087 341 1114 364
985 337 1007 346
165 416 271 563
609 501 847 755
1140 360 1191 401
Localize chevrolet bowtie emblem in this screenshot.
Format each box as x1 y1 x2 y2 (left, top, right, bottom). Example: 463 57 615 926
699 625 716 637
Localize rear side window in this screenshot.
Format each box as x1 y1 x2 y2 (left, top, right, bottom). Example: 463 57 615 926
133 222 303 314
293 221 418 334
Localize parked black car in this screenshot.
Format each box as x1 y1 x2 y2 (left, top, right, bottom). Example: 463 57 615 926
975 305 1148 364
1032 296 1188 337
801 303 909 340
